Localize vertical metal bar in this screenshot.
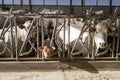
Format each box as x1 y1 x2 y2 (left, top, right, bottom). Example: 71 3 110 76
63 18 66 58
37 17 40 58
14 17 18 60
68 14 70 60
29 0 32 12
109 0 113 14
92 18 96 60
2 0 4 11
12 0 14 8
70 0 73 15
41 16 45 60
56 0 58 6
81 0 85 11
10 17 14 58
96 0 98 6
116 18 120 60
21 0 23 9
112 25 116 58
50 7 59 47
88 18 92 58
43 0 45 6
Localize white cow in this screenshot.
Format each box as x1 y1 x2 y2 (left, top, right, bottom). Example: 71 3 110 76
56 20 110 56
0 20 31 56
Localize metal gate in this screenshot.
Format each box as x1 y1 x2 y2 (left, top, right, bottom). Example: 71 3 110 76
0 6 120 61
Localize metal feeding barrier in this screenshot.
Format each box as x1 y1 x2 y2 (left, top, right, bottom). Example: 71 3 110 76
0 7 119 61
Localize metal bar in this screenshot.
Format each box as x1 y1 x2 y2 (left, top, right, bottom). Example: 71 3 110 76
2 0 4 11
109 0 113 14
12 0 14 8
37 17 40 58
20 0 23 9
68 14 71 60
50 7 60 47
29 0 32 12
41 16 45 60
10 17 14 58
14 17 18 60
63 18 66 58
116 18 120 60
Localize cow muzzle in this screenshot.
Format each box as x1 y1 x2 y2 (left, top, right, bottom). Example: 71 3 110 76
99 42 107 48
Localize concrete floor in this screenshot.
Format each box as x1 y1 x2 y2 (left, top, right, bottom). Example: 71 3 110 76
0 61 120 80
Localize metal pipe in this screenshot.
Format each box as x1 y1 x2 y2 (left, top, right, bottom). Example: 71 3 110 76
20 0 23 9
12 0 14 8
37 17 40 58
14 17 18 59
68 15 71 60
10 17 14 58
50 7 60 47
63 18 66 58
2 0 4 11
116 18 120 60
29 0 32 12
109 0 113 14
40 16 45 60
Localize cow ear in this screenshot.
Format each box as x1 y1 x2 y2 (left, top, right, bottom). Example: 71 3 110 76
89 27 96 33
18 24 25 29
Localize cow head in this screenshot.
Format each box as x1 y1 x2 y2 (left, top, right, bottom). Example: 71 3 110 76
38 46 56 58
91 21 110 56
94 21 108 49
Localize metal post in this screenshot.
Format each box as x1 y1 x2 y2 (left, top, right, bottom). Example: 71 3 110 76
96 0 98 6
14 17 18 60
37 17 40 58
116 18 120 60
10 17 14 58
29 0 32 12
2 0 4 11
12 0 14 8
109 0 113 14
70 0 73 15
63 18 66 58
21 0 23 9
81 0 85 11
68 14 71 60
41 16 45 60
